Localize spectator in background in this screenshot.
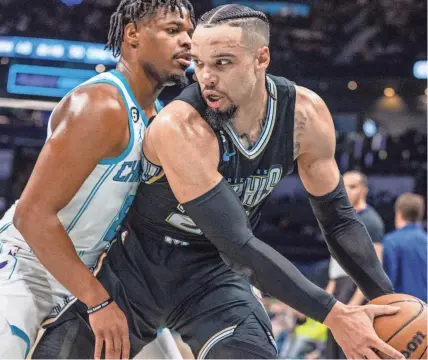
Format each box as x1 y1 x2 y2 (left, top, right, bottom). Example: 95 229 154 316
325 170 385 359
383 193 427 303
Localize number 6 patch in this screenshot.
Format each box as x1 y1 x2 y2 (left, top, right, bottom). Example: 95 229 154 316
131 107 140 123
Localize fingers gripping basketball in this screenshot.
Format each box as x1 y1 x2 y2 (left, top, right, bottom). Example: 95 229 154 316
369 294 427 359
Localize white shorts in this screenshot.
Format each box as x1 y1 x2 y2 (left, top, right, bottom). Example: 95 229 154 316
0 242 71 359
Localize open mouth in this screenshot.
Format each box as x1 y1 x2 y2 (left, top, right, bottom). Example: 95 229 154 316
205 94 223 108
207 94 222 101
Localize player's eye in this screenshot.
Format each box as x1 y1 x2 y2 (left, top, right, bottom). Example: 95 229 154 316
216 59 231 66
167 28 179 35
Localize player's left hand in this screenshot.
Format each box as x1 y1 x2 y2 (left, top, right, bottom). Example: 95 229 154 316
324 302 406 359
88 300 130 359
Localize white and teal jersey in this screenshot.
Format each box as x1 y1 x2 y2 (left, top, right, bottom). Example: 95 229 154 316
0 70 161 267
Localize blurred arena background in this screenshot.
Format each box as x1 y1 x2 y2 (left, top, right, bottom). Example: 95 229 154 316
0 0 426 358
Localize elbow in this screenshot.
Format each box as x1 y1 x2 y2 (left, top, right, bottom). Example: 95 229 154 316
13 202 41 236
13 202 30 234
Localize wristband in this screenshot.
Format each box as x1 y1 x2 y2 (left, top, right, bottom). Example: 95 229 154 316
86 298 113 315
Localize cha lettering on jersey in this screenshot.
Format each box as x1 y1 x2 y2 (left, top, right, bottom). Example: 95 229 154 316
113 161 141 183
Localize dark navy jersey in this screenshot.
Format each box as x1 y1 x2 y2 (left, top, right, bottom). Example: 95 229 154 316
127 75 296 245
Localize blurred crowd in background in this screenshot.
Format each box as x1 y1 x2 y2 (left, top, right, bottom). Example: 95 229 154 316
0 0 426 76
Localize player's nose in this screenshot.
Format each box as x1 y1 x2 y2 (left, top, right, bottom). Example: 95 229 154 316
201 69 218 87
178 31 191 49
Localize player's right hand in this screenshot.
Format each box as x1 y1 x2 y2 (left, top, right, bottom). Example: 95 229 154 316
88 301 130 359
324 301 405 359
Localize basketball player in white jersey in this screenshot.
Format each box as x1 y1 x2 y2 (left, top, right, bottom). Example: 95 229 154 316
0 1 194 358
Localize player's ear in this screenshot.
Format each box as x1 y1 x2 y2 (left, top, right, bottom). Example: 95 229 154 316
256 46 270 70
124 23 140 48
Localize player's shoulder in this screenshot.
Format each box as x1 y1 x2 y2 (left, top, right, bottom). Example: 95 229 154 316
148 100 217 154
294 85 325 111
154 99 212 135
65 83 125 115
56 83 126 121
294 85 333 128
292 84 335 158
50 82 128 134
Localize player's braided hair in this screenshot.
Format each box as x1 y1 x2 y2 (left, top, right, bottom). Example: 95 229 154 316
198 4 268 26
107 0 195 57
197 4 270 47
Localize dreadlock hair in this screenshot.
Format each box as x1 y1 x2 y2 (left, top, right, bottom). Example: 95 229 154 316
197 4 270 49
107 0 195 57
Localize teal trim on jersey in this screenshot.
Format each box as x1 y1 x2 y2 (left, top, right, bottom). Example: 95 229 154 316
155 99 163 113
66 164 116 233
110 70 149 127
225 77 277 159
10 325 30 358
76 78 136 166
98 189 133 244
0 222 12 234
7 256 17 280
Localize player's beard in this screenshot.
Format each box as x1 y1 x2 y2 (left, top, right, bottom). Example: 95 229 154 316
162 73 189 88
143 63 189 89
204 104 238 130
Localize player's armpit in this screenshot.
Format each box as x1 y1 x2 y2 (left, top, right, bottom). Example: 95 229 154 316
147 100 222 203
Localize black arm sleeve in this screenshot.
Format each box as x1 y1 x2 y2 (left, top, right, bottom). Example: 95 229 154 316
182 179 336 323
307 177 394 300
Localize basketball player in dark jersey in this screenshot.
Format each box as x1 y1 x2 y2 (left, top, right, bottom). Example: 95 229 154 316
33 5 405 360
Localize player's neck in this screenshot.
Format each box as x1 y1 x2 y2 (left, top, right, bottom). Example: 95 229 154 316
233 81 268 146
116 60 163 110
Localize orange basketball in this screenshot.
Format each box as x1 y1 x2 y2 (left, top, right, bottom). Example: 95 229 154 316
368 294 427 359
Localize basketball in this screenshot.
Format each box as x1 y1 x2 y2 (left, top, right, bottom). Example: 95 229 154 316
368 294 427 359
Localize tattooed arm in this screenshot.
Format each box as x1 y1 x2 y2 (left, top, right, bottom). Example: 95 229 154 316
293 86 339 193
293 87 392 293
293 104 308 161
292 86 399 359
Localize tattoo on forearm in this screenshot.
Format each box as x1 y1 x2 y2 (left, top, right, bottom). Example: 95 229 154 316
293 111 307 159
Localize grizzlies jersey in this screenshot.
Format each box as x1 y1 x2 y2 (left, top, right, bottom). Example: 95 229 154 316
0 70 161 266
127 75 295 246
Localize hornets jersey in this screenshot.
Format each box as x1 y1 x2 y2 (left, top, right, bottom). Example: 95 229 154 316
0 70 161 267
128 75 295 246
